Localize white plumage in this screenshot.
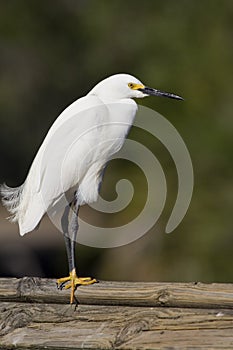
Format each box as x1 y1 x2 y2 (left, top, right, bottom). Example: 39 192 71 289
1 74 145 235
1 73 183 304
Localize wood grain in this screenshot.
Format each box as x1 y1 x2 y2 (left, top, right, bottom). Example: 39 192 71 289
0 277 233 308
0 278 233 349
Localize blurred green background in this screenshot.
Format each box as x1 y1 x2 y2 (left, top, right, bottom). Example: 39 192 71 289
0 0 232 282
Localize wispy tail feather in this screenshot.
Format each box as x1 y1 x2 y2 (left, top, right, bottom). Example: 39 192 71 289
0 183 24 222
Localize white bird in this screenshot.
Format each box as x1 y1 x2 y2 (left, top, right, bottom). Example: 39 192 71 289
1 73 183 303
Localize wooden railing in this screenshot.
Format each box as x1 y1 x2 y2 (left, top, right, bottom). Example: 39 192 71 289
0 278 233 349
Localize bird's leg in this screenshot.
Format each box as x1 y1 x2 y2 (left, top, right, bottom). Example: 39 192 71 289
57 197 97 303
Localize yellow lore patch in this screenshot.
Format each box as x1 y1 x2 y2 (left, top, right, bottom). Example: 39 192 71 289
128 82 145 90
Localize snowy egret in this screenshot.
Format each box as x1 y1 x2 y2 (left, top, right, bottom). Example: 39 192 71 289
1 73 183 303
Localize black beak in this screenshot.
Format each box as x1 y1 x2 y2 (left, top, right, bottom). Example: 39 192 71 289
139 87 184 101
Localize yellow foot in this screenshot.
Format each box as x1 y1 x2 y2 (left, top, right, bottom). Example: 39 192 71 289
57 269 97 304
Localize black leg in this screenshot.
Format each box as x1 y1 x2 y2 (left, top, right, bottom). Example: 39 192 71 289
57 194 97 303
64 234 76 273
65 200 79 273
61 196 79 274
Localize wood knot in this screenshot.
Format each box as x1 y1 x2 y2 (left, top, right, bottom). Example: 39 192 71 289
17 276 42 300
114 319 149 347
0 304 32 336
157 289 170 306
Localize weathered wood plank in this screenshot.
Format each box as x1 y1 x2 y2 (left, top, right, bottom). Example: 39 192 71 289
0 277 233 309
1 302 233 349
1 278 233 349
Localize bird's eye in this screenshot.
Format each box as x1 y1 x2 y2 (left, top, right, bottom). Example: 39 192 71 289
128 83 135 89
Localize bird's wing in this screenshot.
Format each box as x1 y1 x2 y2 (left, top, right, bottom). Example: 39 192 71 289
18 95 109 233
18 95 138 235
36 94 109 197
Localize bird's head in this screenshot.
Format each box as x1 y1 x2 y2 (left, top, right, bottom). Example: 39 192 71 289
89 73 183 101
